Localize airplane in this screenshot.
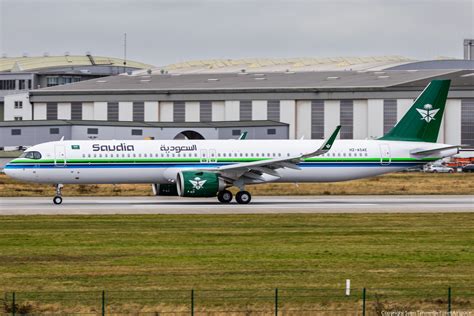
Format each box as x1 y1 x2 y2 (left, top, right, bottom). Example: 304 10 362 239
4 80 459 205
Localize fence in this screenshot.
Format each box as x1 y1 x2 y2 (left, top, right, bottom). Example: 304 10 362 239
1 287 472 315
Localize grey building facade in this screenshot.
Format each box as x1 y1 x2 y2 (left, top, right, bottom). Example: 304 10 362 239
0 120 288 148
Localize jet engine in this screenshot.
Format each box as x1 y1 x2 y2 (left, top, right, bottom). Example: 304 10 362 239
176 170 226 197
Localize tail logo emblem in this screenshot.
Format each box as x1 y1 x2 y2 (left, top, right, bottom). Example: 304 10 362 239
416 104 440 123
190 177 206 190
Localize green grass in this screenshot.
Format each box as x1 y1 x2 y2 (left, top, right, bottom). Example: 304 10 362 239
0 213 472 293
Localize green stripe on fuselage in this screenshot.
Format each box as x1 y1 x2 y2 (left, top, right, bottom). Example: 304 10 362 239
10 157 440 164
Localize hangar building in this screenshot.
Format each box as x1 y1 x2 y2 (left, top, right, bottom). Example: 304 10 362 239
1 55 473 148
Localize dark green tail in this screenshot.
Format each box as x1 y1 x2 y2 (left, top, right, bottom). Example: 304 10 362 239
380 80 450 143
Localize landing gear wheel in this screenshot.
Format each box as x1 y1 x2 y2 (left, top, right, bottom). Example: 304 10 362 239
236 191 251 204
53 196 63 205
217 190 233 203
53 184 64 205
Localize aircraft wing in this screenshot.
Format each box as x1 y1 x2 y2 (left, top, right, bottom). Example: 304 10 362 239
207 126 341 182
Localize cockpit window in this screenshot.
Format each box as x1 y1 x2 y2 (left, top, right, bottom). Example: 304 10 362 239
20 151 42 159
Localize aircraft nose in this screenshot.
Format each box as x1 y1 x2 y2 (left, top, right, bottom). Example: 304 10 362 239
3 161 20 179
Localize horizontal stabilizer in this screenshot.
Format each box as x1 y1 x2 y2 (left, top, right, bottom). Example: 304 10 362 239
410 145 460 156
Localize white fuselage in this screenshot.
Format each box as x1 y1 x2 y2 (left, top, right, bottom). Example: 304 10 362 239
4 139 455 185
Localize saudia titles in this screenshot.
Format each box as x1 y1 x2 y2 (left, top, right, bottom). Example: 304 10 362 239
92 143 135 151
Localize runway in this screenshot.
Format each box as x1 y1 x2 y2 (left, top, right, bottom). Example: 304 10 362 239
0 195 472 215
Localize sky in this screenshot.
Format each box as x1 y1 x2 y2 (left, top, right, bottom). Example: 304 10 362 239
0 0 472 67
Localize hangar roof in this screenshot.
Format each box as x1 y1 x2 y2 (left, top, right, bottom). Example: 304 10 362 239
0 55 153 72
144 56 415 74
32 69 473 95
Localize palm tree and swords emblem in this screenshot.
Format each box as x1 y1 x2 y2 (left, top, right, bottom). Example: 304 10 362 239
416 104 440 123
190 177 207 190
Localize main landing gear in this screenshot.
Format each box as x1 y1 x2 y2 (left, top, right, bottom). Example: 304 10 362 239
217 189 252 204
53 184 63 205
236 191 251 204
217 190 233 203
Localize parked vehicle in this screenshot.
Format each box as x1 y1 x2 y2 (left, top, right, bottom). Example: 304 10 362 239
426 165 455 173
462 164 474 173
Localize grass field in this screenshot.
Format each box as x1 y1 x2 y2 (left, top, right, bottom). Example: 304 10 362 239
0 213 473 313
0 172 473 197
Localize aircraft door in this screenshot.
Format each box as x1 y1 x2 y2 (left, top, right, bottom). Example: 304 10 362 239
379 144 391 166
54 145 66 166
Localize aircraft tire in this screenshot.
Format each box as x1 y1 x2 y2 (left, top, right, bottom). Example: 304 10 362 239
236 191 251 204
218 190 233 203
53 196 63 205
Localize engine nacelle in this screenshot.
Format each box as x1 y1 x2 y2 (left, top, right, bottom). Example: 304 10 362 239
177 170 226 197
151 183 179 196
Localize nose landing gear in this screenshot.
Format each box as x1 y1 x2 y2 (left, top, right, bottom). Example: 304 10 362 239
53 184 63 205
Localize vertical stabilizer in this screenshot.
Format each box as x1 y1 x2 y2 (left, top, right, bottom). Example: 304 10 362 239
379 80 450 143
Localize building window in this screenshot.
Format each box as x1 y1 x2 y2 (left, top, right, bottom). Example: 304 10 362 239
11 129 21 135
46 77 59 87
311 100 324 139
267 100 280 121
46 102 58 120
461 99 474 146
14 101 23 109
0 80 16 90
131 129 143 136
107 102 119 121
240 100 252 120
200 101 212 122
71 102 82 120
19 80 26 90
383 99 397 134
173 101 185 122
267 128 276 135
28 80 32 90
50 128 60 134
340 100 354 139
87 128 99 135
232 129 241 136
133 102 145 122
14 116 22 121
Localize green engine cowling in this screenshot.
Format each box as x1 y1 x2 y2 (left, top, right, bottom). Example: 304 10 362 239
177 170 226 197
